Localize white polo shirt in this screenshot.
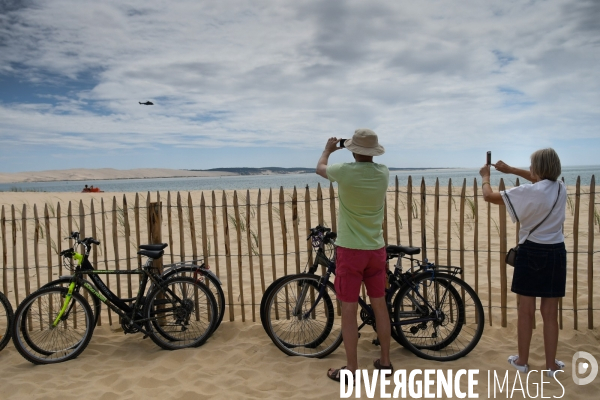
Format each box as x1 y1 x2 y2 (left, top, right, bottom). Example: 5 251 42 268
500 180 567 244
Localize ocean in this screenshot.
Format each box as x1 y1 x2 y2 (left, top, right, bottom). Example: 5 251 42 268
0 166 598 193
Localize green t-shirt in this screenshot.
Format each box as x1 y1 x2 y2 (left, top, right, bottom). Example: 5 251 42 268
326 162 389 249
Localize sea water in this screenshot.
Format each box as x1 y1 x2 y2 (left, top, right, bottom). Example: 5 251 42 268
0 166 598 193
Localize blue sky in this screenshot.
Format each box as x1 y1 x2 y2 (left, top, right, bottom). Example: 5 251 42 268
1 0 599 173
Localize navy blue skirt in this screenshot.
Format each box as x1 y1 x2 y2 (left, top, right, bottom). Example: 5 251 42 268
511 240 567 298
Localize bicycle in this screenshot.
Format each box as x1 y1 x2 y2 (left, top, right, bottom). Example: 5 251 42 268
0 290 13 352
11 232 219 364
261 225 485 361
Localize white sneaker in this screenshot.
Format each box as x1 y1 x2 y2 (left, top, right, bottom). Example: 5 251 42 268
508 355 529 373
546 360 565 378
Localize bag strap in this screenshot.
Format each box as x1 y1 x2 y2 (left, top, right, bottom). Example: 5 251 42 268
524 183 561 241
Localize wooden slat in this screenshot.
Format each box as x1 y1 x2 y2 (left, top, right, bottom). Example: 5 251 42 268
446 179 452 267
166 192 175 265
101 199 113 325
420 178 427 261
56 203 62 276
177 192 185 263
434 179 440 266
268 189 277 284
22 205 31 297
279 187 288 277
44 205 52 286
329 183 337 233
407 176 413 247
90 199 102 326
67 201 73 250
499 179 508 327
1 206 7 296
572 177 581 330
188 192 198 264
487 192 492 326
304 186 314 270
394 176 400 245
459 179 466 283
146 192 151 243
222 191 234 321
588 175 595 329
211 191 221 279
383 190 388 245
317 183 324 226
33 205 41 291
473 179 479 294
200 193 209 266
257 190 266 293
233 191 245 321
245 190 256 321
11 205 18 304
134 193 142 269
112 197 122 297
122 195 132 298
292 187 300 274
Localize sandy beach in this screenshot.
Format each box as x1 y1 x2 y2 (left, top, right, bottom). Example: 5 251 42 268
0 174 599 399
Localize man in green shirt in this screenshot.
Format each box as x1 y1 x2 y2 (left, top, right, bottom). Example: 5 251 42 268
316 128 392 383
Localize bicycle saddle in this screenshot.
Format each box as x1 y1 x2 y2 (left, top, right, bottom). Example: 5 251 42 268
137 249 164 259
139 243 168 251
385 245 421 256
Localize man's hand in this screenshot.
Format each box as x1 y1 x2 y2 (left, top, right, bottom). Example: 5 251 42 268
316 137 342 179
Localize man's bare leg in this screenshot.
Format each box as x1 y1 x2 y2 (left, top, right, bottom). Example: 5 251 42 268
328 300 359 377
371 296 391 366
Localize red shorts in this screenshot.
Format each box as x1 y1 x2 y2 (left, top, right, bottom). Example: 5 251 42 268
334 246 387 302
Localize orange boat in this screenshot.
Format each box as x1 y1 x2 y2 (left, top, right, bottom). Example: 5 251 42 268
82 185 104 193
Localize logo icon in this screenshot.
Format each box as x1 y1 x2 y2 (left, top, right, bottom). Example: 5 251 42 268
572 351 598 385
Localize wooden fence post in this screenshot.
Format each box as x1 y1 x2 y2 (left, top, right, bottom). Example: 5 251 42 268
22 205 31 298
222 191 234 321
279 187 288 277
588 175 595 329
1 206 7 295
188 193 198 264
166 192 175 265
233 191 245 322
148 201 163 273
33 205 41 291
112 197 122 297
245 190 256 321
407 176 413 247
499 179 508 327
434 179 440 266
395 176 400 246
572 177 581 330
257 189 266 293
123 195 132 297
211 191 221 279
420 178 427 261
292 187 300 275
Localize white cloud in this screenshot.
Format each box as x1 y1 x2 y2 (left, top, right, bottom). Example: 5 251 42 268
0 0 599 168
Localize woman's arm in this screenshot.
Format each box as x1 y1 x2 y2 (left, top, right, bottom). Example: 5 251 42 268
479 165 505 205
494 161 537 183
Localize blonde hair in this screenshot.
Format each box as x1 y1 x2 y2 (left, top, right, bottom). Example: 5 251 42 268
530 148 561 181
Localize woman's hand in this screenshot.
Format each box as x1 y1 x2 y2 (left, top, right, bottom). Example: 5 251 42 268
494 160 512 174
479 164 491 180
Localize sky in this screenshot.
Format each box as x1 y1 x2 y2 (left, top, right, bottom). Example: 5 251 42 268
0 0 599 173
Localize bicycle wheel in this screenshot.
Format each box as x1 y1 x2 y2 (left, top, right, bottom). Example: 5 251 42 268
260 275 289 334
0 291 13 352
393 272 484 361
11 287 94 364
42 277 101 328
143 276 218 350
264 274 342 358
161 266 225 332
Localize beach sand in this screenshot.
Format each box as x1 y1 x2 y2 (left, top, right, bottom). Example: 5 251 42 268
1 183 599 399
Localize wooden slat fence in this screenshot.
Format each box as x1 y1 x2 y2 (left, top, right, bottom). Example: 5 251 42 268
1 176 599 329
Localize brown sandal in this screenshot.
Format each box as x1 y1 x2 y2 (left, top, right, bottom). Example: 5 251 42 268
373 359 394 375
327 366 355 385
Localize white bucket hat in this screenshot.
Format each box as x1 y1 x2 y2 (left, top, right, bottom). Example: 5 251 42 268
344 128 385 156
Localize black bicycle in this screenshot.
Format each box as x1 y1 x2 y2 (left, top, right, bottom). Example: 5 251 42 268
11 232 219 364
261 226 485 361
0 290 13 352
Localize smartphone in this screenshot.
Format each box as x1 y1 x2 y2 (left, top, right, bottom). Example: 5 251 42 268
339 139 346 148
486 151 491 166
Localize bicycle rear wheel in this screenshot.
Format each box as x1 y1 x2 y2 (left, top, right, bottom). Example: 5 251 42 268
264 274 342 358
11 287 94 364
393 272 484 361
0 291 13 352
143 276 218 350
161 266 225 333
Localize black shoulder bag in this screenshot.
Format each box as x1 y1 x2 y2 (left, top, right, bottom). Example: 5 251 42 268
505 184 561 267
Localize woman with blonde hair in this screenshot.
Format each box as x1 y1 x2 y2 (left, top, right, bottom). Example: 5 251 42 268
480 148 567 377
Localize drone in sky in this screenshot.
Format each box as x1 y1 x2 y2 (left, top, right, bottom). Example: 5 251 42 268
139 101 154 105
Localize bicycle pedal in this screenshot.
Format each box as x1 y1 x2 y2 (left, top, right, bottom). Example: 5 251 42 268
372 339 380 346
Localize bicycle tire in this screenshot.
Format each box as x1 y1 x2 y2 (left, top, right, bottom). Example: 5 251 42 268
393 272 484 361
143 276 218 350
161 266 225 333
11 287 94 364
0 291 13 352
260 275 289 334
41 277 101 328
264 274 342 358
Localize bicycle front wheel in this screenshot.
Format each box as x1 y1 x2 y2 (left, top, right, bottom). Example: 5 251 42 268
11 287 94 364
264 274 342 358
0 291 14 352
393 272 484 361
143 277 218 350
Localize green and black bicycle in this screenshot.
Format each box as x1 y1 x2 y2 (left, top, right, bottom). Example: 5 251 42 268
11 232 219 364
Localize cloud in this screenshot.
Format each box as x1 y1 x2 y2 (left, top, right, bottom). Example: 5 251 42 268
0 0 599 170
